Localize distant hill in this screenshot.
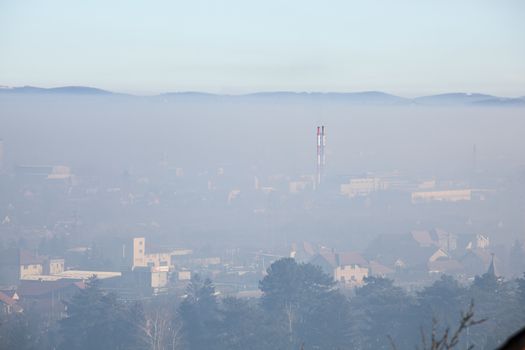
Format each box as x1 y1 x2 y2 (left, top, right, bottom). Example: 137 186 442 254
471 96 525 106
414 93 499 105
413 93 525 106
1 85 523 106
0 86 113 95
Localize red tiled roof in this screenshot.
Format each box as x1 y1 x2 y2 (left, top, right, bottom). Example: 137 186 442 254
369 260 395 275
318 251 338 268
338 252 369 267
411 230 436 247
302 242 316 256
0 289 17 299
313 251 369 268
0 291 17 306
0 291 23 313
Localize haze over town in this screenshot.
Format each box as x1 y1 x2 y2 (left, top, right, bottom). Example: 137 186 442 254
1 1 524 350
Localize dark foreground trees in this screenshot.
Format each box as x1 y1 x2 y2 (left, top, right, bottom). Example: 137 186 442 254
259 258 352 349
0 312 34 350
4 261 525 349
348 276 421 350
177 275 220 350
59 277 148 350
176 260 524 350
177 259 352 350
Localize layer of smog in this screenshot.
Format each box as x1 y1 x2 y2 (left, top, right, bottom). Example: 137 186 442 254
1 1 524 348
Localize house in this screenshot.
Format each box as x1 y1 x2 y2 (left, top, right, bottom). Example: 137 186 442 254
16 280 85 317
0 291 23 314
428 248 449 263
425 247 465 274
334 265 369 285
434 229 457 251
411 230 435 248
464 234 490 250
310 250 370 287
410 229 457 251
0 289 19 302
309 250 338 276
427 259 464 275
335 252 370 286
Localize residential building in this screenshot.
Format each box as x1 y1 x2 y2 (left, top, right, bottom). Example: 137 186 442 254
0 291 22 314
310 250 370 287
411 189 471 203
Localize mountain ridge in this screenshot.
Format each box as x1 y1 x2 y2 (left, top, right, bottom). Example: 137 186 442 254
1 85 523 106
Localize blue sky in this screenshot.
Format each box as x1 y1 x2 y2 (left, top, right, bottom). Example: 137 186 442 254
0 0 524 96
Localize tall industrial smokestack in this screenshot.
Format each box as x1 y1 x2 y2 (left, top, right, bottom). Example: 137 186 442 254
316 126 321 186
316 126 326 187
321 125 326 176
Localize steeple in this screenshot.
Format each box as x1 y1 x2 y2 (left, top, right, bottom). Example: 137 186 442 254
487 253 496 278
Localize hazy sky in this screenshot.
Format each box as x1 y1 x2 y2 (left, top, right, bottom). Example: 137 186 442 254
1 0 524 96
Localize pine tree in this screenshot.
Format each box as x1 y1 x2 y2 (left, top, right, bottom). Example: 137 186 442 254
59 276 148 350
178 275 220 350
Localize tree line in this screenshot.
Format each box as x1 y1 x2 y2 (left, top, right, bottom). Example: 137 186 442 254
1 258 525 350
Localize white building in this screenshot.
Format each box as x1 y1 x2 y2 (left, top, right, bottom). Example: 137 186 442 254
340 177 387 197
411 189 472 203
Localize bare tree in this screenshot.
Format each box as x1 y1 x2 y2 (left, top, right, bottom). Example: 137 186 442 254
417 301 486 350
389 301 485 350
143 304 183 350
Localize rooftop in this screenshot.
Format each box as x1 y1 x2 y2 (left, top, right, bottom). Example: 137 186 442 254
20 270 121 282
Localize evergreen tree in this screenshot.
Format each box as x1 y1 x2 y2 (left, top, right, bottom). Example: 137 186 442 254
178 275 220 350
0 312 34 350
214 297 286 350
468 265 517 349
349 276 419 350
517 273 525 303
298 290 352 350
59 277 147 350
418 275 469 336
259 258 349 349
